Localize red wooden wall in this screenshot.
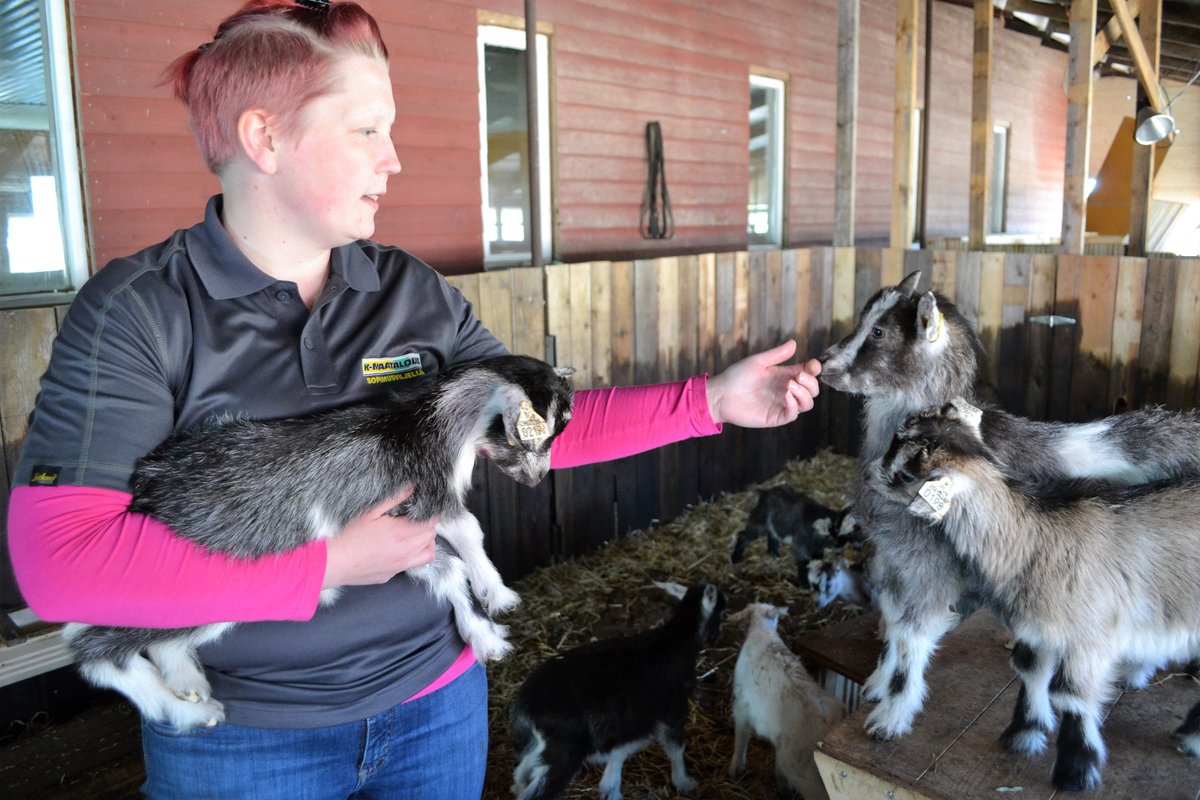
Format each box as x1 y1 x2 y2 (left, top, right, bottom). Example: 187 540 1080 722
72 0 1069 275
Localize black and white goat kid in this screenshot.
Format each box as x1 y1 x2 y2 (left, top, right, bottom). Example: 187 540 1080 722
868 403 1200 791
64 355 574 732
509 582 727 800
819 270 1200 743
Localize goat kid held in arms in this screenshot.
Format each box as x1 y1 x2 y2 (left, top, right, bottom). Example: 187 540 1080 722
65 354 573 731
819 270 1200 746
868 402 1200 792
6 2 822 798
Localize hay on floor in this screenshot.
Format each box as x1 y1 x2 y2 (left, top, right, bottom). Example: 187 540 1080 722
483 448 870 799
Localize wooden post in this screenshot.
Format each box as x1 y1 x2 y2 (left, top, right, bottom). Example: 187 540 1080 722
968 0 993 250
890 0 919 249
1060 0 1096 255
1129 0 1162 257
835 0 860 247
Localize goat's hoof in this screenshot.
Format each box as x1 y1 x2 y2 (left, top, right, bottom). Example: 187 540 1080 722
1000 726 1047 756
1051 759 1102 792
486 587 521 614
673 775 697 794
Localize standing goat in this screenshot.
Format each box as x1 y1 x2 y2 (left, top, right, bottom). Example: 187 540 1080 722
867 403 1200 791
819 270 1200 743
727 602 846 800
64 355 574 732
509 582 727 800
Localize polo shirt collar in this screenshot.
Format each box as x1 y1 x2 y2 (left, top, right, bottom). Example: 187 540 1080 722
186 195 381 300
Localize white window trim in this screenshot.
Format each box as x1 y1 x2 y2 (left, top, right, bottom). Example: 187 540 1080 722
748 74 785 248
477 25 551 268
0 0 88 308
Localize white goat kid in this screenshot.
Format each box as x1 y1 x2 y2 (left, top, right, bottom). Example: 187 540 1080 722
728 603 846 800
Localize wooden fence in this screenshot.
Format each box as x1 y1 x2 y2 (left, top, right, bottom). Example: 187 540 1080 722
2 248 1200 601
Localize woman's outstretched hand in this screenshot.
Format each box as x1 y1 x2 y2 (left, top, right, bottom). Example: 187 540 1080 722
706 340 821 428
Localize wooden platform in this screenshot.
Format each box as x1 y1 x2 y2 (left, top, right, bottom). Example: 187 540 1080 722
799 610 1200 800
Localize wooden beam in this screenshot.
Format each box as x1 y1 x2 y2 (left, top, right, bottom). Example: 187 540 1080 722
1128 0 1162 256
835 0 861 247
1004 0 1068 23
1061 0 1096 255
1094 0 1141 63
1110 0 1165 111
968 0 993 249
891 0 920 249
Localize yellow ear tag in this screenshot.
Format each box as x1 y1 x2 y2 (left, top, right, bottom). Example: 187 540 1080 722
917 476 954 521
925 310 944 344
516 400 550 443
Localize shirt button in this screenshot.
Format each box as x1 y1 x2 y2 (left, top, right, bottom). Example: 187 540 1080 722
276 290 290 302
303 338 314 350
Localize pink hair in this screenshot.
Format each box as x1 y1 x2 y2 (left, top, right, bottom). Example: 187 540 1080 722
165 1 389 174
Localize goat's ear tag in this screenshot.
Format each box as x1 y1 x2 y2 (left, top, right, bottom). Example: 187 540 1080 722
925 309 944 343
917 293 944 344
516 400 550 442
917 476 954 520
950 398 983 428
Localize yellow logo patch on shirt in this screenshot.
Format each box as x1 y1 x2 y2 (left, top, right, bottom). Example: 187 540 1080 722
362 353 425 385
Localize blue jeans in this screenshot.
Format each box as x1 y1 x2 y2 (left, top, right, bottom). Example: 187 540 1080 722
140 662 488 800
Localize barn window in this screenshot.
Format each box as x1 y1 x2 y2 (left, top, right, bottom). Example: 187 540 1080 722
0 0 87 306
989 123 1010 234
748 74 785 247
478 24 552 268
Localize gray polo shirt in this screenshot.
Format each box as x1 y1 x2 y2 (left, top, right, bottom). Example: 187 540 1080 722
16 195 506 727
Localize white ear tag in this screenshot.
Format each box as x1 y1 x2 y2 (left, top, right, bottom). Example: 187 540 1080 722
950 398 983 428
925 310 944 343
917 476 954 520
516 400 550 443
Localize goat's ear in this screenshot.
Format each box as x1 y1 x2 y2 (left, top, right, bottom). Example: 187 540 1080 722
726 605 753 624
899 270 922 295
554 366 576 379
916 292 944 344
701 584 721 615
652 580 688 600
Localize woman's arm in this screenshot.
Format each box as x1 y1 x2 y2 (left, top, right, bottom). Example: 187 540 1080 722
551 340 820 469
8 484 325 626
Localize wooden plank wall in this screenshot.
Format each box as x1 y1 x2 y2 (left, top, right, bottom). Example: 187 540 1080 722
70 0 1073 275
3 249 1200 601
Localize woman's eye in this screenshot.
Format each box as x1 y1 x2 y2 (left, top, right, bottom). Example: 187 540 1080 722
361 129 377 137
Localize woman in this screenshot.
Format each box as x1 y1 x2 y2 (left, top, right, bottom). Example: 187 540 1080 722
7 2 821 798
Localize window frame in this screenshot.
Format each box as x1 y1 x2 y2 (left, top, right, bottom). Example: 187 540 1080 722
747 73 786 248
989 123 1010 235
0 0 88 309
477 24 552 269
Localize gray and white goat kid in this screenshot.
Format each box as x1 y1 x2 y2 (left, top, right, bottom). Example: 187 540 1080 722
819 270 1200 743
510 581 727 800
727 602 846 800
868 403 1200 791
64 354 574 732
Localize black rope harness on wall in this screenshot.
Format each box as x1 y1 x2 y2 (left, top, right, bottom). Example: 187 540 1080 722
640 121 674 240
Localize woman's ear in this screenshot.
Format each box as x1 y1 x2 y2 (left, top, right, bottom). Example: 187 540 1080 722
237 108 279 174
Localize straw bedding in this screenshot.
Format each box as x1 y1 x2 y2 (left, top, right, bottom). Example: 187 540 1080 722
481 449 868 799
